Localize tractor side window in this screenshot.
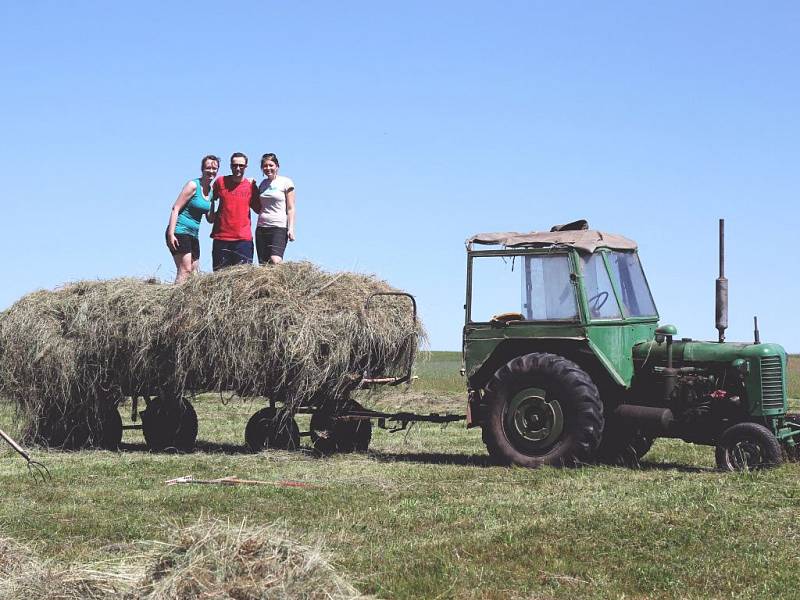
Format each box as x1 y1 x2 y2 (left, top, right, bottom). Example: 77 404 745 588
469 254 578 322
607 251 658 317
581 254 622 320
520 255 578 320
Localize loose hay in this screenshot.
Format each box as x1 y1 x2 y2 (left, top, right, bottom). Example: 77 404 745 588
0 536 133 599
0 521 371 600
0 262 423 446
138 519 368 599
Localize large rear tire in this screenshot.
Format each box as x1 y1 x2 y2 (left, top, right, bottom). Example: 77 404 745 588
482 352 602 468
715 422 782 471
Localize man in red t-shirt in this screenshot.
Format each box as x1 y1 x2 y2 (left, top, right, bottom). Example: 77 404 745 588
209 152 258 271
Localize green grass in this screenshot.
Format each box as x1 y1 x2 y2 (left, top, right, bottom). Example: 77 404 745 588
1 352 800 599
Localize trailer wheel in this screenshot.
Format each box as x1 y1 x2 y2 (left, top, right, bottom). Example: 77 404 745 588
715 422 783 471
335 419 372 453
245 408 300 452
310 413 372 454
141 397 198 452
482 352 602 468
92 405 123 450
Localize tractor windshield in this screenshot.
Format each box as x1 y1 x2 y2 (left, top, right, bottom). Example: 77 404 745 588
606 251 657 317
580 250 657 319
468 254 578 322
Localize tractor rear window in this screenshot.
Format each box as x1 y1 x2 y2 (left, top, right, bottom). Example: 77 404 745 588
607 251 658 317
469 254 578 322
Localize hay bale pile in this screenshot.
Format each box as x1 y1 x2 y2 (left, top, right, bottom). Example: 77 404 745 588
0 262 422 444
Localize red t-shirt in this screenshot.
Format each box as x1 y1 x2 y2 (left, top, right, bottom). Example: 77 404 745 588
210 177 257 241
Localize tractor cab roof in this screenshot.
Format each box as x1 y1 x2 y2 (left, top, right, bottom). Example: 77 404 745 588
466 220 637 254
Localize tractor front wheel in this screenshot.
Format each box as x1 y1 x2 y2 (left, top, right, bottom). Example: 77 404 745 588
781 415 800 461
481 352 603 468
715 422 782 471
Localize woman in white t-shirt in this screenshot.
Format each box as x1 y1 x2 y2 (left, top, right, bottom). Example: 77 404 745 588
254 152 296 264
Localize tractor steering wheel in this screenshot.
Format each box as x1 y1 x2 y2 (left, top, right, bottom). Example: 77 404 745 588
588 291 609 314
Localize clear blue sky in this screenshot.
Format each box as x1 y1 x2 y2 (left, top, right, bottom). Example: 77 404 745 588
1 1 798 351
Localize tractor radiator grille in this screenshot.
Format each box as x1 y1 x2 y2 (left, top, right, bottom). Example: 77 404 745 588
760 355 785 411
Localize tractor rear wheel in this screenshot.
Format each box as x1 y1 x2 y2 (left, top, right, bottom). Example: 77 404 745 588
141 397 198 452
715 422 782 471
481 352 603 468
245 408 300 452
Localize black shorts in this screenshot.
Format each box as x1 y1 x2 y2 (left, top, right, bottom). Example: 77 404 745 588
255 226 289 264
170 234 200 260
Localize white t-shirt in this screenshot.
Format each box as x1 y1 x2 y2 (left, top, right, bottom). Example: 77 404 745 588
256 175 295 228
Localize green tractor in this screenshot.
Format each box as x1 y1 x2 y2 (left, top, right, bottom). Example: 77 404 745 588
462 219 799 470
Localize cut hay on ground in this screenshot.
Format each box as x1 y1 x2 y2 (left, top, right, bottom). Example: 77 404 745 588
0 520 370 600
138 519 368 599
0 262 422 446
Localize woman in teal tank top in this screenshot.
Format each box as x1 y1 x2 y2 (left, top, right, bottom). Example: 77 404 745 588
165 155 219 283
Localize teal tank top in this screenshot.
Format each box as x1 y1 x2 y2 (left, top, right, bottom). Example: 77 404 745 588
174 179 212 237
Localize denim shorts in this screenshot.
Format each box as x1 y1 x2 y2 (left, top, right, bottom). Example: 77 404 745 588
212 239 253 271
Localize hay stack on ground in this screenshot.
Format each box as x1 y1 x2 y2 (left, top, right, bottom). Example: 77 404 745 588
0 262 422 446
138 519 368 599
0 521 370 600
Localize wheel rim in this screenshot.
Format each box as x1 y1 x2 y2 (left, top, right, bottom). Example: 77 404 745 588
504 387 564 455
728 439 765 470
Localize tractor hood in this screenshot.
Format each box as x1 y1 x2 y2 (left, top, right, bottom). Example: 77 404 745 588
632 339 787 364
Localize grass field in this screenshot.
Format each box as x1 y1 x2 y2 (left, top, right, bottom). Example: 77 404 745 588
1 353 799 599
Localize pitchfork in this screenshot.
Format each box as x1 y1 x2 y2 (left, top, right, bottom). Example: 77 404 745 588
0 427 51 483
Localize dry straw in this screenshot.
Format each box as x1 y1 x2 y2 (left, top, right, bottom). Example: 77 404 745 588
0 262 423 446
0 520 371 599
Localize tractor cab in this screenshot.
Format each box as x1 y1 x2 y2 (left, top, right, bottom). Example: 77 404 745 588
463 226 660 392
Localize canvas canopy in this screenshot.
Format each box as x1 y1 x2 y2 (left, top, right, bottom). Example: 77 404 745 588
466 230 638 253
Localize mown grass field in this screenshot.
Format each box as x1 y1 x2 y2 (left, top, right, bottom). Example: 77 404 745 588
1 353 799 599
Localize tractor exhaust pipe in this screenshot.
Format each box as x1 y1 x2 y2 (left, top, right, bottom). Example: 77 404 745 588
715 218 728 343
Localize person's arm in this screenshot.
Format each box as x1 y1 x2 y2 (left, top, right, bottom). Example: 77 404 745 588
206 179 220 224
165 180 197 250
286 187 296 241
250 179 260 214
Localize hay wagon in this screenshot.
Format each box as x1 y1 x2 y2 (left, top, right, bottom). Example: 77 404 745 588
102 291 462 454
0 263 446 453
108 292 466 454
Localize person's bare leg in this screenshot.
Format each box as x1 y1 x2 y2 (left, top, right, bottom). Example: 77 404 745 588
191 258 200 275
173 253 193 283
269 255 283 265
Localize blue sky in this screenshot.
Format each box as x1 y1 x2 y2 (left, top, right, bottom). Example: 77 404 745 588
1 1 798 351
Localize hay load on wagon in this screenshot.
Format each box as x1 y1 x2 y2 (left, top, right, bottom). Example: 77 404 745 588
0 262 423 451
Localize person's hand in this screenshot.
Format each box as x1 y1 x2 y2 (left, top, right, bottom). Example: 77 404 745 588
288 229 295 242
166 231 179 251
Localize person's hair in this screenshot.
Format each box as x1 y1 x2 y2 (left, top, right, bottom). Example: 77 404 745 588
201 155 220 170
261 153 280 168
230 152 248 165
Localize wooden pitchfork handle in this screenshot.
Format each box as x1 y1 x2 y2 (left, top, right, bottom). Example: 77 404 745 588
0 427 51 482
